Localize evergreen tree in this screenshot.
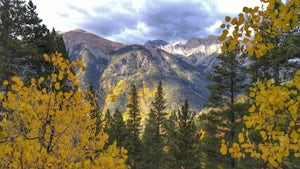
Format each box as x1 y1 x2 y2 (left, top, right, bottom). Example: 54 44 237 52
207 45 246 107
142 81 167 169
22 0 47 43
246 16 300 85
204 45 247 167
103 109 113 133
0 0 27 81
172 99 200 169
126 84 142 169
247 35 299 85
164 111 178 168
104 108 128 148
111 109 128 148
0 0 68 81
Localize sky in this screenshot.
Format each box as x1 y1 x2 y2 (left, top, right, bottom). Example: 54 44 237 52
31 0 263 44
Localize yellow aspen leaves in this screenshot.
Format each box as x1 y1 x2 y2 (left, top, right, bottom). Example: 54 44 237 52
0 53 128 168
43 53 50 61
260 131 267 141
229 143 243 159
111 95 117 102
2 80 8 85
220 139 228 155
219 29 229 42
220 23 225 28
163 146 170 153
219 0 300 164
231 18 238 25
225 16 231 22
223 72 300 168
54 82 60 90
238 133 244 143
38 76 45 84
219 0 299 57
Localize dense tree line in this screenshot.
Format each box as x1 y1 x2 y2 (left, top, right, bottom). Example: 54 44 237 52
104 82 201 169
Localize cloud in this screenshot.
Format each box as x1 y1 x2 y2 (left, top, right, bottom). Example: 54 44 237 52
67 4 90 17
78 0 226 44
206 20 222 34
139 1 221 41
32 0 263 44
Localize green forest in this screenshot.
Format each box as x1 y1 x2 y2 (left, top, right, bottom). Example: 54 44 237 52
0 0 299 168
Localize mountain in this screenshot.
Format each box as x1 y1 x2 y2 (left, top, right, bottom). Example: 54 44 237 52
101 44 208 113
61 30 221 113
144 39 168 47
160 35 221 72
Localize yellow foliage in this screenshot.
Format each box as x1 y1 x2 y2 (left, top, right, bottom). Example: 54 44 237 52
2 80 9 85
225 16 231 22
198 129 206 140
219 0 299 57
163 146 170 153
0 53 127 168
220 139 228 155
223 71 300 168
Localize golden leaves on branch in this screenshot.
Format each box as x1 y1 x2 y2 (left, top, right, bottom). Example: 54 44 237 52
219 0 299 58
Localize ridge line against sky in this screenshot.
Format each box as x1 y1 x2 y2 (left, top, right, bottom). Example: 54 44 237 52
32 0 262 44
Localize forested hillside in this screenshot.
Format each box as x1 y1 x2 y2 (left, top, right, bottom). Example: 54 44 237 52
0 0 299 168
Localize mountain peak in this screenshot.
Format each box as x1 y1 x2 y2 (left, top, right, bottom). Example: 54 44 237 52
71 29 87 33
159 36 221 57
61 29 125 55
144 39 168 47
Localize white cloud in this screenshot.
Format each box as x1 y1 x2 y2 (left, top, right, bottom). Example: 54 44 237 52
215 0 263 14
206 20 222 34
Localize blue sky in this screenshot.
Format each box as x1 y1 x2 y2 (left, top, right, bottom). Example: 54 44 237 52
32 0 262 44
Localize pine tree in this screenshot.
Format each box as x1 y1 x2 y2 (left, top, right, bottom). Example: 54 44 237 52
164 111 178 168
104 109 113 128
0 0 68 81
126 84 142 169
0 0 27 81
247 34 299 85
172 99 200 169
104 109 128 148
205 45 247 167
111 109 128 148
142 81 167 169
22 0 47 43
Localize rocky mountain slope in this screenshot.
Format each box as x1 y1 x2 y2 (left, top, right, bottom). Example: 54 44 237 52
60 29 124 88
101 44 208 113
61 30 221 113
